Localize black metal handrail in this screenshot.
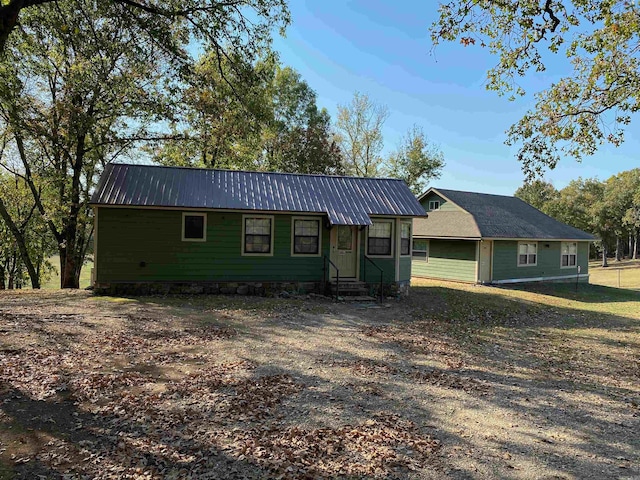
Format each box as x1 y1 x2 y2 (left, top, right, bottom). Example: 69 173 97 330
363 255 384 302
323 255 340 301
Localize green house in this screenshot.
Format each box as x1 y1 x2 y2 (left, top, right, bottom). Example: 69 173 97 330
90 164 426 295
412 188 595 284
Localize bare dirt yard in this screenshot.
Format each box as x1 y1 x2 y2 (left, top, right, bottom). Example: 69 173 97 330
1 280 639 479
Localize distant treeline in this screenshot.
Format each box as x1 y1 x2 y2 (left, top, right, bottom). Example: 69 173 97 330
515 169 640 266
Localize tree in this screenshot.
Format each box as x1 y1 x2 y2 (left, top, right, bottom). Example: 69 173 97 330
432 1 640 177
335 92 389 177
261 67 344 174
514 180 558 213
386 125 445 195
154 61 344 175
0 1 289 56
0 170 55 288
152 51 275 170
0 0 287 288
603 169 640 260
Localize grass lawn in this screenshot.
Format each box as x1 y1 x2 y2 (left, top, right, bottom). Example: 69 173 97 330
40 256 93 290
589 258 640 290
1 281 639 479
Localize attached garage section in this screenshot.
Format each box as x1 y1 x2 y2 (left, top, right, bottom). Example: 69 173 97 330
411 239 477 283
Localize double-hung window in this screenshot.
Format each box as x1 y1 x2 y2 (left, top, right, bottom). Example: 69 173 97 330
561 242 577 267
367 221 393 256
292 218 321 255
182 213 206 242
518 242 537 266
412 239 428 261
243 216 273 255
400 222 411 256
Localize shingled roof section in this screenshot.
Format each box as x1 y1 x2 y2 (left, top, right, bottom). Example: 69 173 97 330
90 163 427 226
418 188 595 241
413 211 480 239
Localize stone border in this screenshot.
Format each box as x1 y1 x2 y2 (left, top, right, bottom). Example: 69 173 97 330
93 280 410 297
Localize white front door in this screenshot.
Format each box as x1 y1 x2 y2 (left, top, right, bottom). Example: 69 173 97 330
331 226 358 279
479 240 492 283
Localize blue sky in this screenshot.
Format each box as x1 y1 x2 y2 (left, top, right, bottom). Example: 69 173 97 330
271 0 638 195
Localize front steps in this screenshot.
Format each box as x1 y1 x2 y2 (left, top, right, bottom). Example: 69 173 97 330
328 280 369 297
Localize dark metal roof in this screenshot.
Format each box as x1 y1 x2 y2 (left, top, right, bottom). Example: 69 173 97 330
426 188 595 240
91 163 426 225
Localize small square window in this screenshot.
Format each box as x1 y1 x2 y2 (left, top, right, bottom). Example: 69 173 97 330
428 200 440 211
182 213 206 241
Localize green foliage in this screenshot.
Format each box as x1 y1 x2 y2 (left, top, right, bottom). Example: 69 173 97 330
386 125 445 195
335 92 389 177
514 180 559 213
154 60 343 175
432 1 640 177
0 0 288 288
0 171 55 288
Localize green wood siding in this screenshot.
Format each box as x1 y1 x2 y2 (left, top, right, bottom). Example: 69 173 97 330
411 239 477 282
399 256 411 282
492 240 590 282
419 193 460 212
96 208 330 283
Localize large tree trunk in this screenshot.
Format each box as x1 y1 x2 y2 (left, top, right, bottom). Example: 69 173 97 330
59 243 80 289
634 233 639 260
615 236 622 261
602 243 609 267
0 264 5 289
0 198 41 288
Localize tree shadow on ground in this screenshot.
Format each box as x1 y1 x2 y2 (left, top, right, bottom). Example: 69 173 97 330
502 282 640 303
1 285 639 479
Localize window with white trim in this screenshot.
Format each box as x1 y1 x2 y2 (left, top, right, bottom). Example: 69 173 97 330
243 216 273 254
182 213 206 242
561 242 577 267
412 239 428 261
428 200 440 211
367 221 393 256
518 242 537 266
292 218 320 255
400 222 411 256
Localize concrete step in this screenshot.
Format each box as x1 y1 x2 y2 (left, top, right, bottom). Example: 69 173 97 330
329 281 369 296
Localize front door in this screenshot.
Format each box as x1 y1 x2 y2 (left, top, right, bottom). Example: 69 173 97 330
479 240 492 283
331 225 358 279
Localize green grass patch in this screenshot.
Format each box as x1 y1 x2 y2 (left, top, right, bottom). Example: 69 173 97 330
590 259 640 290
41 255 93 290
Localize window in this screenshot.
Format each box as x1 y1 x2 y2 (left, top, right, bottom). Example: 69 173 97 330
292 218 321 255
561 242 577 267
367 220 393 256
400 222 411 256
412 239 428 261
428 200 440 211
182 213 206 242
243 216 273 255
518 242 537 266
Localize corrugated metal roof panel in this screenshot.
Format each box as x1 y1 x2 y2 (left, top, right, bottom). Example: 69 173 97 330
91 164 426 225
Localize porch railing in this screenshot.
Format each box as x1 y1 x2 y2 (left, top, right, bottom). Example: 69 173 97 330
363 255 384 302
323 255 340 301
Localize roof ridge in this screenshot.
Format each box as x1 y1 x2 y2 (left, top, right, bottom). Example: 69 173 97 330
109 162 404 182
